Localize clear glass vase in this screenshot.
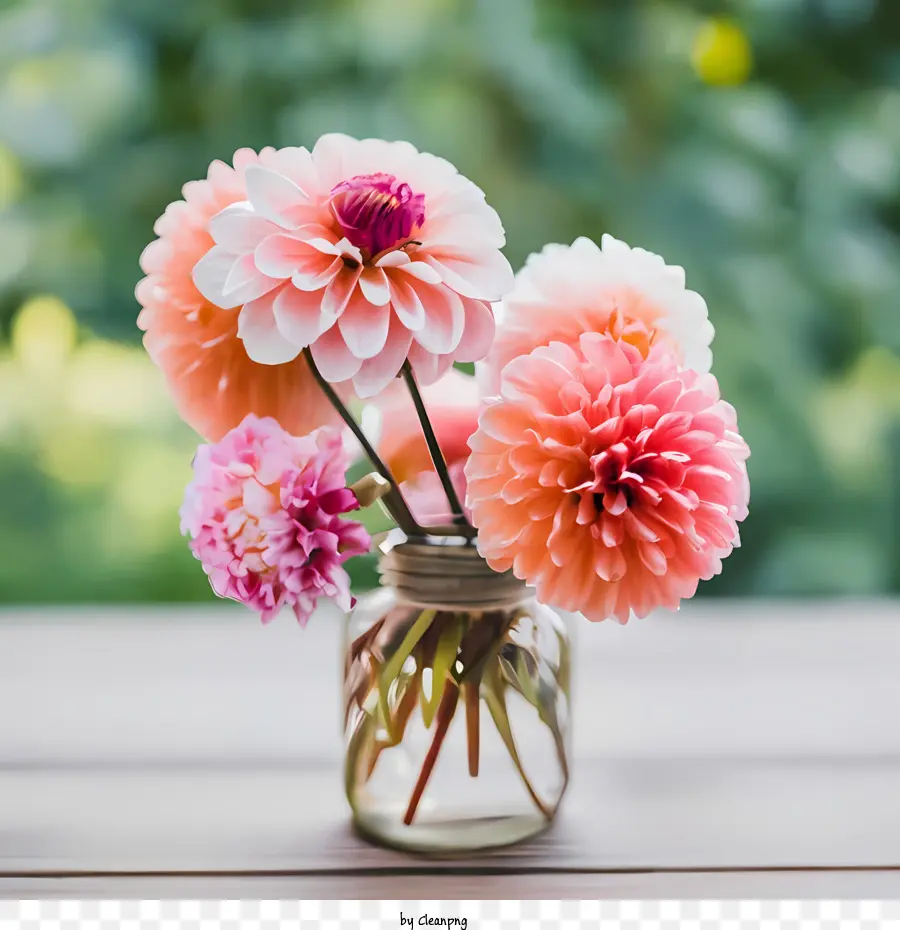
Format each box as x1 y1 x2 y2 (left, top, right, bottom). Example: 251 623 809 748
343 534 571 854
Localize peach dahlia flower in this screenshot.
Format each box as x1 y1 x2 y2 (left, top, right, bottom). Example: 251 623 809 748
466 332 749 623
137 148 338 441
191 134 514 398
481 235 714 394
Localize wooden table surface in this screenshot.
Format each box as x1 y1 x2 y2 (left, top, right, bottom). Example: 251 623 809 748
1 601 899 897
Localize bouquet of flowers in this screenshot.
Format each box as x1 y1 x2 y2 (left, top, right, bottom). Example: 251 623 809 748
138 134 750 848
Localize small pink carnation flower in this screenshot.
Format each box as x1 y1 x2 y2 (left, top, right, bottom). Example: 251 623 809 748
466 331 750 623
181 414 370 624
191 134 514 398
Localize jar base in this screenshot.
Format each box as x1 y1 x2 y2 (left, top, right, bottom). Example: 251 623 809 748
352 808 551 856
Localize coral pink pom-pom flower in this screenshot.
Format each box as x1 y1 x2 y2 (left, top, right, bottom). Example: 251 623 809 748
191 134 514 398
481 235 714 394
137 148 339 442
466 332 749 623
181 415 370 625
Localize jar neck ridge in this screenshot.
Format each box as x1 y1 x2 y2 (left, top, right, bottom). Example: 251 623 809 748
377 534 529 610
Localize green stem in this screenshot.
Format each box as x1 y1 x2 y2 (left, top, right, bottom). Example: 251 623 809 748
401 361 475 536
367 669 421 779
380 608 436 687
483 664 555 821
303 347 419 536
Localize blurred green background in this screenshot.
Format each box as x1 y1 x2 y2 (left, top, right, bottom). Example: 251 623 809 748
0 0 898 605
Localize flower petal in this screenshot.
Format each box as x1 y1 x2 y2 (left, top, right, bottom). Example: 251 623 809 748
353 314 413 398
255 233 316 279
310 325 363 382
272 285 326 347
311 132 353 191
192 245 243 309
420 211 505 251
292 255 343 292
321 264 362 319
269 145 318 197
454 298 496 363
244 165 315 228
299 236 345 257
222 252 281 306
242 477 277 517
397 261 442 284
388 273 426 331
338 290 390 360
407 341 454 386
238 288 302 365
376 250 411 268
426 250 514 300
358 266 391 306
411 282 465 355
208 202 279 253
467 324 748 623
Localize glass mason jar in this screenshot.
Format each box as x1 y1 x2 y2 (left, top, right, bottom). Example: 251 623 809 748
343 533 571 854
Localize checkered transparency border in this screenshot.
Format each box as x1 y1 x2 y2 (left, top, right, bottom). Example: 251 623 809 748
1 901 900 929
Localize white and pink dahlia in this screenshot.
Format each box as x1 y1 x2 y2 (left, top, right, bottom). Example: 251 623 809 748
192 134 514 398
466 331 750 623
181 415 370 625
481 235 714 393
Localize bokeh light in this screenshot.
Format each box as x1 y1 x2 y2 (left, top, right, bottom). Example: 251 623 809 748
11 294 77 375
691 19 753 87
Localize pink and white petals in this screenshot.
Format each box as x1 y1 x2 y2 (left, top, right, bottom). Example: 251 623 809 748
190 134 513 398
482 234 715 395
237 288 302 365
402 462 470 526
181 415 371 626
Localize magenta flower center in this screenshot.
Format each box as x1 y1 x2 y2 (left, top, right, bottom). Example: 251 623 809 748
329 173 425 259
590 436 689 516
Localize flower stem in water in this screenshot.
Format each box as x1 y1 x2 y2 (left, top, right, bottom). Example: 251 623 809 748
403 678 459 825
464 681 480 777
483 663 554 821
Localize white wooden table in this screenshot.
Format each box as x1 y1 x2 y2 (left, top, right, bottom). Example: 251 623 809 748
1 601 899 897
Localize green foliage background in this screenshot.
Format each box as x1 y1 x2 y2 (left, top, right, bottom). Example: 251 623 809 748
0 0 898 604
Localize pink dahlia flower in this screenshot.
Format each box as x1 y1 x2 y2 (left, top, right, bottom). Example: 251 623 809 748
191 134 514 398
374 368 480 522
375 368 482 483
181 414 370 624
137 148 339 442
466 332 749 623
402 461 471 525
481 235 714 394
